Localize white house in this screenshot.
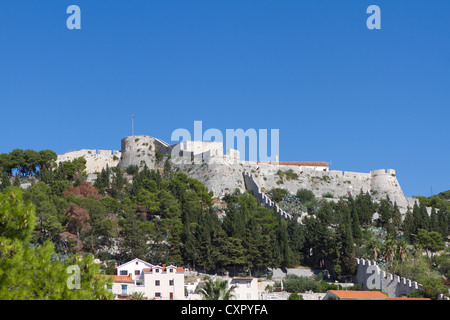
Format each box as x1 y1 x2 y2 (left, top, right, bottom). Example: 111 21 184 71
227 277 259 300
116 258 153 284
114 258 185 300
99 275 135 300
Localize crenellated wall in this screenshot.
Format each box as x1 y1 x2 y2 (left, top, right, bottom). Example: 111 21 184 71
354 258 423 297
243 171 296 221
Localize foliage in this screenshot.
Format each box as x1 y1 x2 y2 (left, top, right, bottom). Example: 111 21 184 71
200 278 236 300
1 144 448 299
288 292 303 300
0 149 57 177
0 187 113 300
129 291 146 300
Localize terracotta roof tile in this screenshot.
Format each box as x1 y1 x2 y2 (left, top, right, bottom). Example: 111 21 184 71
388 297 431 300
329 290 388 299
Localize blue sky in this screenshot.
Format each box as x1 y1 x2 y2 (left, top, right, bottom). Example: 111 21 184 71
0 0 449 197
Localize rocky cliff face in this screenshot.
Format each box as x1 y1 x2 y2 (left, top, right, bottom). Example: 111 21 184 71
169 160 416 213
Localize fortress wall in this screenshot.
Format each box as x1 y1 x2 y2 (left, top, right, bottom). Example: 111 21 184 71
179 141 223 157
243 171 294 221
57 149 97 161
226 148 240 160
343 171 371 179
328 170 344 176
369 169 411 211
57 149 121 174
154 139 173 156
355 258 423 297
119 135 157 170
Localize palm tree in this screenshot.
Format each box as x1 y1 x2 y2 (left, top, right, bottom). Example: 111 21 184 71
368 238 381 261
396 240 408 262
381 235 395 269
200 278 237 300
129 292 146 300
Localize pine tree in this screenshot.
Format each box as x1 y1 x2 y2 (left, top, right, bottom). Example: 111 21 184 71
287 220 305 266
119 212 151 261
0 187 112 300
0 172 10 191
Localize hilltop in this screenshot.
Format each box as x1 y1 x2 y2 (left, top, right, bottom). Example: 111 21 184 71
57 134 418 215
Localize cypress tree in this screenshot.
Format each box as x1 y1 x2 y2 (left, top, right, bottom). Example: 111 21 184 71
419 202 430 231
336 201 356 276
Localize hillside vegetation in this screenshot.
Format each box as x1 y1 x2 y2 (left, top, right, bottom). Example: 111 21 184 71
0 149 449 299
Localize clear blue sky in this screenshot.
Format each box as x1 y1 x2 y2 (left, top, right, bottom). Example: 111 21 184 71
0 0 449 197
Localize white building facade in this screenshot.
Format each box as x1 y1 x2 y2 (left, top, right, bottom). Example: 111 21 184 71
227 277 259 300
115 258 185 300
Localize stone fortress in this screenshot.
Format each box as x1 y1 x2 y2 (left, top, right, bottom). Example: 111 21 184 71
56 134 418 215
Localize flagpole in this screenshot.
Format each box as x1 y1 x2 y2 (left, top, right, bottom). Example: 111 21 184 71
132 115 134 136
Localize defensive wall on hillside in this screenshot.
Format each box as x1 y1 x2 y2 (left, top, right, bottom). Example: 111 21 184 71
243 171 296 222
354 258 449 299
56 135 417 214
56 149 121 174
354 258 423 297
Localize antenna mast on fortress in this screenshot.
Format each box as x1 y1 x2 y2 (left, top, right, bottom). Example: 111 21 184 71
132 115 134 136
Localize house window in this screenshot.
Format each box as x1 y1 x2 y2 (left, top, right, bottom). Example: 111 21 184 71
169 268 173 273
247 281 251 288
155 292 161 298
135 270 140 276
155 269 159 273
155 280 160 286
121 285 127 295
169 280 174 286
120 270 127 276
247 293 252 299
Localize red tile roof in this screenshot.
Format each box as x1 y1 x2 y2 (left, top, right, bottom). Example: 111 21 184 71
388 297 431 300
328 290 388 300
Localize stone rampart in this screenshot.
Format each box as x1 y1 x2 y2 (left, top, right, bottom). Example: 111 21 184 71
354 258 423 297
57 135 417 218
57 149 121 174
243 171 294 221
119 135 157 170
